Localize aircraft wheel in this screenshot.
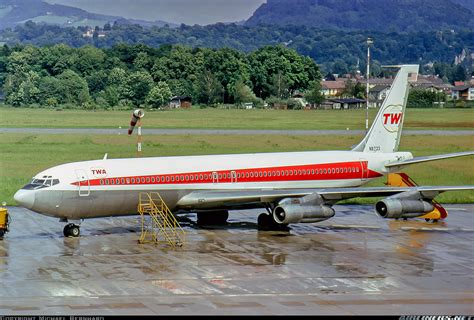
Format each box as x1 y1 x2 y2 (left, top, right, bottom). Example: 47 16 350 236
432 219 439 223
258 213 289 231
63 223 80 237
197 211 228 226
425 218 430 222
0 230 4 239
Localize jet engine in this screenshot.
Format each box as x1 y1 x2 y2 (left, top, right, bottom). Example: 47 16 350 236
375 191 435 219
273 193 335 224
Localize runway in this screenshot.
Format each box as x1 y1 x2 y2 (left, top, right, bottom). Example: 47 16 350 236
1 127 474 136
0 204 473 315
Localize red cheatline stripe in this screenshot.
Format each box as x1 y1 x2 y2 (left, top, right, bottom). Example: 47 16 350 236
72 161 382 187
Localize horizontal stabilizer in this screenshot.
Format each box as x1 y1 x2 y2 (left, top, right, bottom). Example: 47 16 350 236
385 151 474 168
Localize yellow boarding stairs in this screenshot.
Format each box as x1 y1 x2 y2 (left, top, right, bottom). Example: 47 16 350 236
137 192 186 247
0 207 9 239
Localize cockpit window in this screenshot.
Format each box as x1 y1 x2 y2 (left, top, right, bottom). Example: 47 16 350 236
22 176 60 190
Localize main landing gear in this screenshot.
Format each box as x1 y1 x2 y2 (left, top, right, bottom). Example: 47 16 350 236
63 223 80 237
257 213 289 231
197 210 229 226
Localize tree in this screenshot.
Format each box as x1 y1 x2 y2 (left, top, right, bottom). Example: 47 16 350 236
57 69 90 105
146 81 172 108
122 71 154 106
233 80 260 105
305 81 324 105
195 70 223 105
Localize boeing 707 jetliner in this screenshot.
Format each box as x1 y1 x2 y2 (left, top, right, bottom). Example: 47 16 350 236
14 65 474 237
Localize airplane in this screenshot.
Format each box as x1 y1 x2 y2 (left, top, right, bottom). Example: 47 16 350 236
14 64 474 237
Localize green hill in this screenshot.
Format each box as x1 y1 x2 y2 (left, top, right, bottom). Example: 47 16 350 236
246 0 473 32
0 0 174 30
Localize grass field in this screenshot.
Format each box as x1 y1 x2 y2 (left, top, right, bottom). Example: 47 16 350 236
1 106 473 130
1 133 473 205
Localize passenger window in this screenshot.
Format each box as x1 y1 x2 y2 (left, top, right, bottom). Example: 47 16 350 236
121 178 125 184
186 176 189 181
246 172 249 178
264 172 267 177
166 176 169 182
116 178 120 184
161 177 165 182
200 174 203 180
151 177 155 183
171 176 175 182
311 169 314 175
100 180 104 185
145 177 150 183
277 171 280 176
190 175 193 181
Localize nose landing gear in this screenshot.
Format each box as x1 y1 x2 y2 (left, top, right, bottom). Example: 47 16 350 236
63 223 80 237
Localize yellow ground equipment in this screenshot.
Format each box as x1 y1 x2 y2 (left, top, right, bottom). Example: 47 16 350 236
0 207 9 239
138 192 186 247
386 173 448 222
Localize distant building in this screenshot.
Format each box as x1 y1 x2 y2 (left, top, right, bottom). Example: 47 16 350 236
320 98 366 110
451 85 474 101
82 28 106 38
368 85 391 108
170 96 192 108
320 80 346 97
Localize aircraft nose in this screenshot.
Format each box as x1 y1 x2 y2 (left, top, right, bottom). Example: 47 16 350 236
14 189 35 209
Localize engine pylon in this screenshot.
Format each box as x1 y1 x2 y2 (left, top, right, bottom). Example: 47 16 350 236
385 173 448 221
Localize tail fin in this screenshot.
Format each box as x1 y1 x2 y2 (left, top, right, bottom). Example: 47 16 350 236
353 64 419 153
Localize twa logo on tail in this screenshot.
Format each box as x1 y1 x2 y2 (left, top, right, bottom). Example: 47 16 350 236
382 105 403 132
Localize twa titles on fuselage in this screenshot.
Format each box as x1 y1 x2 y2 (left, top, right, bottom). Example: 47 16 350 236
14 65 474 237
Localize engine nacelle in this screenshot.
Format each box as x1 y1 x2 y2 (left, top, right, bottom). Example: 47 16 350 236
375 199 434 219
273 204 335 224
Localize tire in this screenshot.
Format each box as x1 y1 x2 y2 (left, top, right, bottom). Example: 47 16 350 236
63 223 80 237
63 223 72 237
197 211 228 226
258 213 289 231
0 230 4 238
70 225 80 237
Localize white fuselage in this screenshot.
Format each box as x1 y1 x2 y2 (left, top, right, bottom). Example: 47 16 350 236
14 150 413 220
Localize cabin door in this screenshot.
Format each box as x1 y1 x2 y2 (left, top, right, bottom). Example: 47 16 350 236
75 169 90 196
359 160 368 181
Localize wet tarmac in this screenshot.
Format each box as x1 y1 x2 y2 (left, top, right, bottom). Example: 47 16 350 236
0 204 473 315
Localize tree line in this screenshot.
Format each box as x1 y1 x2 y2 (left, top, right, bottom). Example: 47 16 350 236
1 21 472 77
0 43 322 109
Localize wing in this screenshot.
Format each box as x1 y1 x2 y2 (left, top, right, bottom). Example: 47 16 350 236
385 151 474 170
176 185 474 210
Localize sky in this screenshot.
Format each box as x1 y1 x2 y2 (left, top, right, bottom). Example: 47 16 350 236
45 0 267 25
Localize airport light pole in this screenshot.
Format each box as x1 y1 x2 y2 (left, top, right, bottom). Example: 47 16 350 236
366 37 373 133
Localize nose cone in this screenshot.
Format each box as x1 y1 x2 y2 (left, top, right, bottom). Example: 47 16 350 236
14 189 35 209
